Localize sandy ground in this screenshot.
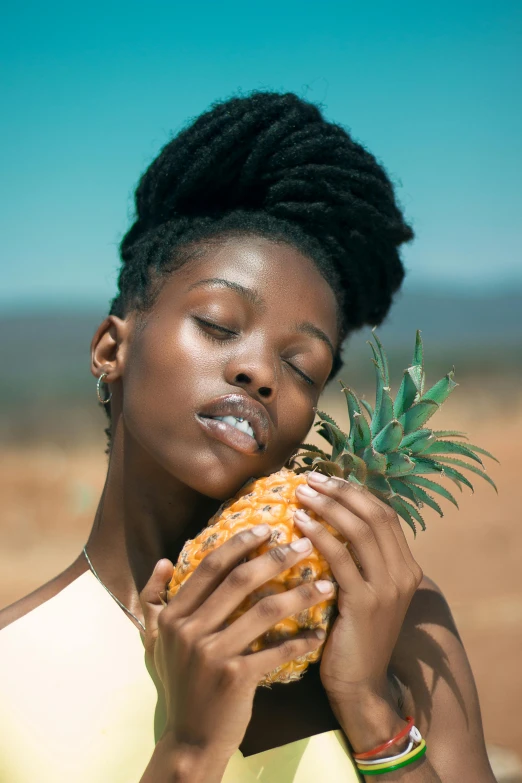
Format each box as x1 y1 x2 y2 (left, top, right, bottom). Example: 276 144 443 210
1 393 521 772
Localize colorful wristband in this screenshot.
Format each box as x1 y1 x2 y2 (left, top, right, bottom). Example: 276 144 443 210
359 727 422 766
353 716 414 759
356 739 427 775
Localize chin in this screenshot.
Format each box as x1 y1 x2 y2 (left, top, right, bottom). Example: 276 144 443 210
177 454 289 502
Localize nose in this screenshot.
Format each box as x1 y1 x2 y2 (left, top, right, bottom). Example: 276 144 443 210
225 350 277 403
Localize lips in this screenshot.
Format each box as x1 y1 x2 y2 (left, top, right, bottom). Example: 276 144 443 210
196 393 270 455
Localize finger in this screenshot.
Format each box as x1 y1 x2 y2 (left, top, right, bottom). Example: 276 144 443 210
214 577 335 657
184 536 319 633
139 559 174 654
244 629 326 684
312 477 417 570
305 474 407 574
165 525 272 618
295 481 387 585
306 473 422 589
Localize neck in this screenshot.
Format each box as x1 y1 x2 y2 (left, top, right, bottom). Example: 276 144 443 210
85 418 221 621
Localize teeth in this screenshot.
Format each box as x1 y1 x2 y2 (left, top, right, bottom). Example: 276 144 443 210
213 415 255 440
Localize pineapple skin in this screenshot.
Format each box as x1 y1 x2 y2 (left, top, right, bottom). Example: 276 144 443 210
167 468 344 686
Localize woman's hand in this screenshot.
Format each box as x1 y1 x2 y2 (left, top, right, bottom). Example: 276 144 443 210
139 526 328 762
294 472 423 740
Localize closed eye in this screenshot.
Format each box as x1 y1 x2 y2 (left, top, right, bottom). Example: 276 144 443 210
285 361 315 386
194 316 238 339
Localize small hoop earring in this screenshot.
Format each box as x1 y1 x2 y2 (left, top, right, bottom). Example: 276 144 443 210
96 372 112 405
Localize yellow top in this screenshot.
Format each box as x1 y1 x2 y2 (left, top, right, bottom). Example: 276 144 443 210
0 571 361 782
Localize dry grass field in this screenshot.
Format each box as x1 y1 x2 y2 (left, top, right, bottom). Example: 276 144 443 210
1 391 521 774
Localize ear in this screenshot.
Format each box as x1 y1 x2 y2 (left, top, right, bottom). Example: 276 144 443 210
90 315 131 383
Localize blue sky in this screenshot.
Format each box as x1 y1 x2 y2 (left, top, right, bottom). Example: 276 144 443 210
1 0 521 309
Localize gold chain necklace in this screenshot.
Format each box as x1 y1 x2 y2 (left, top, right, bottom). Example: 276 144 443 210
83 546 146 632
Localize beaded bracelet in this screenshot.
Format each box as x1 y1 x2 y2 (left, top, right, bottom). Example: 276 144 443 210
353 716 414 759
356 739 427 776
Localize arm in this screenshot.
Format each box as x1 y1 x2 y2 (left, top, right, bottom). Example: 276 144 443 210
333 577 496 781
293 474 496 782
139 733 231 783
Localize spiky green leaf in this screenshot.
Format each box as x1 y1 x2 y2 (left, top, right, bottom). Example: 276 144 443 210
436 456 498 493
400 429 433 450
321 422 348 461
388 495 418 535
410 457 445 475
299 443 330 457
422 440 484 466
360 399 374 419
365 473 393 498
296 450 333 462
399 400 439 435
406 483 444 517
316 410 341 429
373 419 404 453
340 386 362 448
361 446 387 473
407 431 435 455
353 412 372 453
310 460 344 478
316 425 334 447
394 368 419 419
421 371 458 406
437 462 474 492
432 430 468 439
412 330 424 373
389 478 420 506
404 476 459 508
372 330 391 388
371 373 395 437
393 494 426 532
386 452 416 477
463 443 500 464
338 452 368 482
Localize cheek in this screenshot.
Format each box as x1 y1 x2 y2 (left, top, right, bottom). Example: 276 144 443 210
122 321 210 439
271 393 315 460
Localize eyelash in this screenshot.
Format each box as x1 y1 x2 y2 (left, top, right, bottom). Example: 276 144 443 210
194 317 315 387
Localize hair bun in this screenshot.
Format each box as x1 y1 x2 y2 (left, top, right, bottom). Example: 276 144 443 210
117 90 413 339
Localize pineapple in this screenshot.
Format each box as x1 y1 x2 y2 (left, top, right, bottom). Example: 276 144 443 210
168 331 497 686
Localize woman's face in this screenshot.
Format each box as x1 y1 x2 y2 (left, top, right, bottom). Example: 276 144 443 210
119 235 339 500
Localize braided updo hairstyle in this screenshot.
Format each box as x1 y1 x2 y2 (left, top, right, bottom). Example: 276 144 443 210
107 91 413 426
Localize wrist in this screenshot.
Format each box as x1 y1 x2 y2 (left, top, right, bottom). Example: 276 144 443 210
331 686 408 756
151 733 232 783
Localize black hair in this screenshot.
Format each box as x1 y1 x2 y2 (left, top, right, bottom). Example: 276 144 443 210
104 91 413 430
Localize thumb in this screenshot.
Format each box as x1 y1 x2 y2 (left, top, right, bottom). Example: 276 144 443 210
139 558 174 653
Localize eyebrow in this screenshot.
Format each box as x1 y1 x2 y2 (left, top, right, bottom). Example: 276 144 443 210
188 277 335 356
187 278 263 307
295 322 335 358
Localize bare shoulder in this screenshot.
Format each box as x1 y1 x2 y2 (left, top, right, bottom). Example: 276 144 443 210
391 574 496 781
0 555 87 632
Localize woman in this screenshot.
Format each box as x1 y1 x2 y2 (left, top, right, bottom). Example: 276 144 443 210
0 92 495 782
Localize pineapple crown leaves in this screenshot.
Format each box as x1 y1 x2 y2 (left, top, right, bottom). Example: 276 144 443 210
295 330 498 534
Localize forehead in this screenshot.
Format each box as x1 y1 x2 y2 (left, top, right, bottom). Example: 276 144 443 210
175 235 339 339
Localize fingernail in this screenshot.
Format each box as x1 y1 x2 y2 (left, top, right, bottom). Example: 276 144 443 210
251 524 270 536
308 472 329 484
294 509 314 526
314 628 326 639
290 537 312 552
315 580 334 594
297 484 319 498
